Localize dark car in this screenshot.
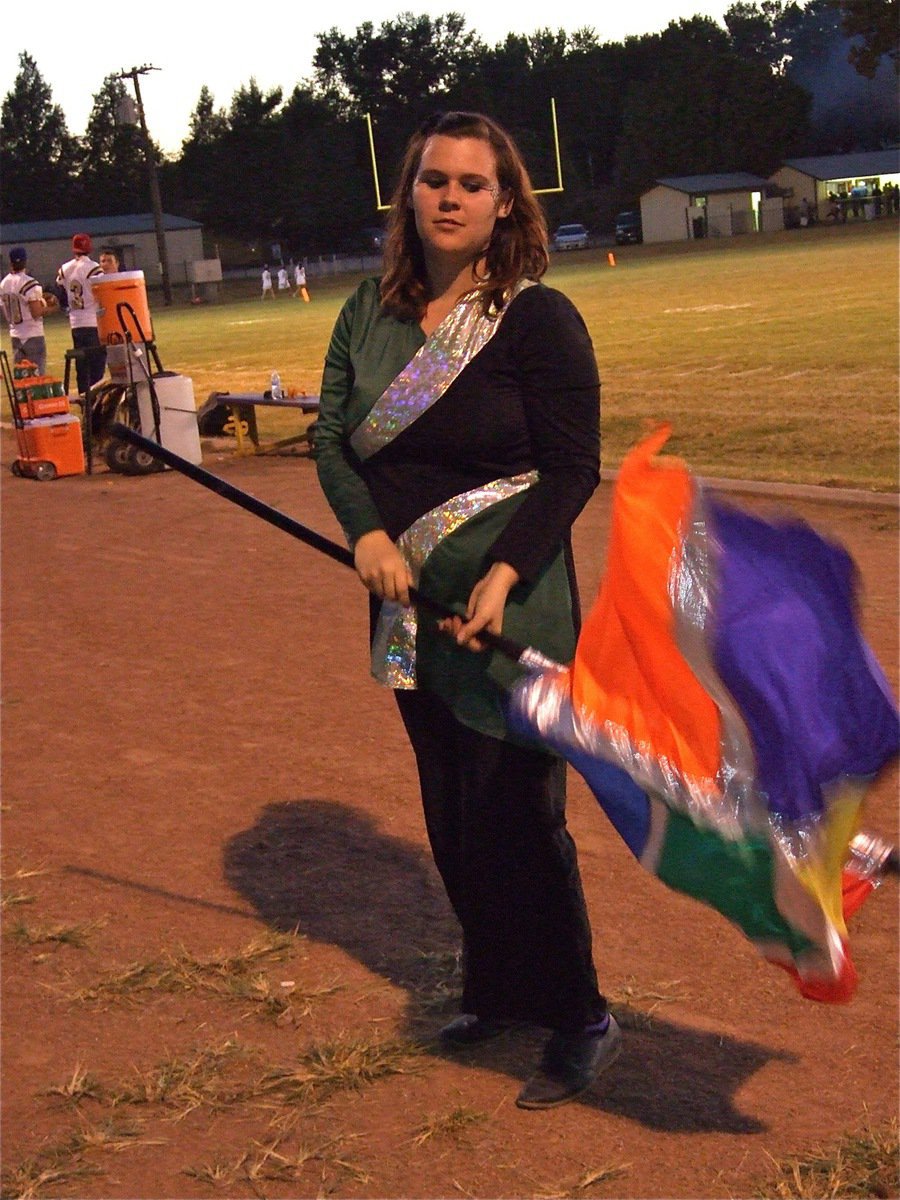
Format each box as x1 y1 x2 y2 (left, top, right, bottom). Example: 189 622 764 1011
614 211 642 244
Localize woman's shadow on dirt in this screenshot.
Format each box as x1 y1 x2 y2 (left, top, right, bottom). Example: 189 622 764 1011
223 797 793 1134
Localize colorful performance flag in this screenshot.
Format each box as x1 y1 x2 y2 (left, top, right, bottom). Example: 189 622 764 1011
508 427 899 1002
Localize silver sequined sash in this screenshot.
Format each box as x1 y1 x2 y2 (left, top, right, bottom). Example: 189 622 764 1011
371 471 539 688
350 279 534 462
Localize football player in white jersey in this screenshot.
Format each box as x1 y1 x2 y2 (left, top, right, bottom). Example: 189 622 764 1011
57 233 106 394
0 246 53 376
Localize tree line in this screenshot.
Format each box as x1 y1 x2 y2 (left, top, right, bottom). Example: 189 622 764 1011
1 0 896 260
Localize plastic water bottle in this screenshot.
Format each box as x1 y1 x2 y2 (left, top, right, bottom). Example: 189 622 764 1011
270 371 282 400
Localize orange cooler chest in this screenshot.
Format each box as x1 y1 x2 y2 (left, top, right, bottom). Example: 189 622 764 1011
14 415 85 480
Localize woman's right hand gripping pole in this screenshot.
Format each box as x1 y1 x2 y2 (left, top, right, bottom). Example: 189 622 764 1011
353 530 413 606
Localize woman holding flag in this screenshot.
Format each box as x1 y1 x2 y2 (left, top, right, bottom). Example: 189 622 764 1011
314 111 620 1110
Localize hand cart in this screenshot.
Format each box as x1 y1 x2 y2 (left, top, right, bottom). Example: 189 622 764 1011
2 350 85 481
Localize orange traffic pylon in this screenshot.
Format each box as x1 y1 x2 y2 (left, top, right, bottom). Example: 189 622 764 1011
608 252 617 267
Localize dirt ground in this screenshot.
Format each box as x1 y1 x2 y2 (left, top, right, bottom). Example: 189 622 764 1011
2 425 897 1200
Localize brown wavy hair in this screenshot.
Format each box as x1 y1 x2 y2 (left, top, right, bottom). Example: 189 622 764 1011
379 111 549 320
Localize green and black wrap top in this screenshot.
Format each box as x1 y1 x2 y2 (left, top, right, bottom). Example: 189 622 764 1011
315 276 600 740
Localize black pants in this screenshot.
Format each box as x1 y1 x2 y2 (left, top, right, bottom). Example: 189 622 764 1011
72 326 106 394
395 689 606 1034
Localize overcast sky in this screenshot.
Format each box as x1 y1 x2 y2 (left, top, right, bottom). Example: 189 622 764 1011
5 0 733 155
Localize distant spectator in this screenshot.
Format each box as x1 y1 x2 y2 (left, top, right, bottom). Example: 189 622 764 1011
294 262 310 302
99 249 122 274
261 266 274 300
1 246 55 376
57 233 106 394
827 191 847 223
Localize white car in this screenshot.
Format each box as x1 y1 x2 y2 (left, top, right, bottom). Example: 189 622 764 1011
553 223 589 250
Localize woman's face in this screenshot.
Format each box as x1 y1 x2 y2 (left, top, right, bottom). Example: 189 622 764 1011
411 134 512 267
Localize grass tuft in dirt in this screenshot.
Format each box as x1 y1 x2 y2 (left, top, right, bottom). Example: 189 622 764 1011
237 972 341 1026
0 863 49 912
257 1034 423 1107
66 1118 165 1154
538 1160 632 1198
108 1038 258 1119
44 1064 106 1106
411 1104 488 1145
0 1119 160 1199
401 947 463 1013
3 862 50 880
185 1134 369 1190
7 918 101 949
69 931 330 1021
0 1154 99 1200
755 1117 899 1198
608 975 690 1028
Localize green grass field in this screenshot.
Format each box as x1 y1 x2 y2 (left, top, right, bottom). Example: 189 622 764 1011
36 219 898 490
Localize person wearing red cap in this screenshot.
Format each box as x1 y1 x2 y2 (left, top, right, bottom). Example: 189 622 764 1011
56 233 106 394
1 246 54 375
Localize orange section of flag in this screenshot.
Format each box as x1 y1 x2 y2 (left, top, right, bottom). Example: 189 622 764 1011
571 425 722 788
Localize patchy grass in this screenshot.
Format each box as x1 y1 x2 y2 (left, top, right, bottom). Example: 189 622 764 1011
7 919 101 949
755 1117 899 1198
44 1064 106 1107
256 1033 423 1108
47 1032 422 1128
184 1134 369 1190
608 975 690 1029
402 946 463 1014
0 1119 161 1199
107 1038 258 1119
0 1152 100 1200
69 931 336 1021
537 1160 632 1197
2 862 50 880
411 1104 488 1145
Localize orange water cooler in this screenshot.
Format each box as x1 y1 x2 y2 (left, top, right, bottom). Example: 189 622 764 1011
93 270 154 382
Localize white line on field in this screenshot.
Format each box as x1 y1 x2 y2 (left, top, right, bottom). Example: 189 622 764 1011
663 303 753 313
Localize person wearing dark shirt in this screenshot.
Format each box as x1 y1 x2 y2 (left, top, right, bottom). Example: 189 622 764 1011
315 111 620 1110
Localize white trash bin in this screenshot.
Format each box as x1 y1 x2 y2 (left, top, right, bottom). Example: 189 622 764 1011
136 372 202 466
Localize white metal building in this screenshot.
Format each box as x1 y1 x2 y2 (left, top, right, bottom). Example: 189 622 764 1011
640 173 783 244
0 213 204 291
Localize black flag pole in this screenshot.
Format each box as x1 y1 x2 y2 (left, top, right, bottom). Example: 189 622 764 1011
108 423 540 666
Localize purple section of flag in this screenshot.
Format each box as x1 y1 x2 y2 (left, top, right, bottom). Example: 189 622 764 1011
708 498 900 824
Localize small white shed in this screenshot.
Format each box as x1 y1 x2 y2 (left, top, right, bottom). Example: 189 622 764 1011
640 174 783 244
0 213 205 291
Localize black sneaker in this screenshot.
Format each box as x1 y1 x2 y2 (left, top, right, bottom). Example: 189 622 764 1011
516 1015 622 1109
439 1014 519 1047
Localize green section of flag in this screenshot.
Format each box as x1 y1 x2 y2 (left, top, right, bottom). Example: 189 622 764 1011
655 807 814 954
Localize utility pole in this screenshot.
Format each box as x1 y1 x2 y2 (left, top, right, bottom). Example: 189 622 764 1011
116 65 172 306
